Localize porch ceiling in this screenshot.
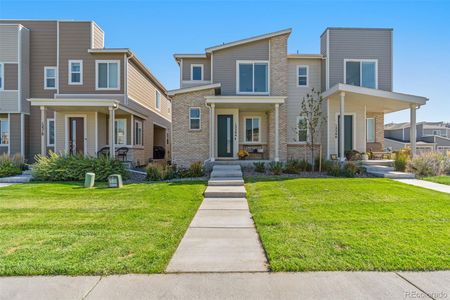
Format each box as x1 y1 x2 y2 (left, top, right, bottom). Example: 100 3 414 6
205 95 286 111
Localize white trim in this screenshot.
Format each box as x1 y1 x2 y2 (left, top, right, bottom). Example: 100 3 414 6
90 22 94 48
47 118 55 146
94 111 98 153
0 63 4 91
366 117 375 143
17 28 21 111
124 54 128 104
95 60 120 90
210 53 214 82
29 98 119 107
326 98 330 159
236 60 270 95
174 54 208 59
295 115 309 143
168 83 221 96
190 64 204 81
334 112 357 155
181 80 211 85
189 107 201 131
0 116 9 147
343 59 378 89
243 116 261 143
155 90 161 111
20 113 24 156
114 118 127 146
56 21 60 94
287 54 323 59
68 60 83 85
44 66 57 90
179 59 183 85
64 114 87 155
130 115 134 146
134 118 143 146
296 65 309 87
326 29 330 90
205 95 285 104
215 108 239 159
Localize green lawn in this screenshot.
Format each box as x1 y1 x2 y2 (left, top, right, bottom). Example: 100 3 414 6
0 181 206 276
246 178 450 272
422 176 450 186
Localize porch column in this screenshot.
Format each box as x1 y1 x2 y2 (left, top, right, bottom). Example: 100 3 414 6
339 92 345 162
275 103 280 162
40 106 47 156
109 106 116 158
410 104 417 157
210 104 215 162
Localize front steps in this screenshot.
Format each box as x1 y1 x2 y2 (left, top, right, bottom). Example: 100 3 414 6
362 160 415 179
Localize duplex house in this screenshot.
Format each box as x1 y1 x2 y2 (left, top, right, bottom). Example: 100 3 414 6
169 28 428 167
0 20 171 166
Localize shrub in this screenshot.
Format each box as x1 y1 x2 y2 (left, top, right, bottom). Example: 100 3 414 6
408 152 450 177
147 164 175 181
253 162 266 173
175 167 191 178
393 151 408 172
342 161 360 178
283 159 302 174
268 161 283 175
188 161 204 177
32 152 128 181
323 160 341 177
345 150 361 161
0 154 24 178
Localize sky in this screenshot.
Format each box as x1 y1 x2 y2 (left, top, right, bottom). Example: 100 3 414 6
1 0 449 123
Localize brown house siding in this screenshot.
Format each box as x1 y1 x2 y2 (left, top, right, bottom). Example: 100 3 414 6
4 63 18 90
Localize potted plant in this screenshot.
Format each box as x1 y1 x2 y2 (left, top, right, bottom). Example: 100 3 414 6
361 152 369 160
238 150 249 160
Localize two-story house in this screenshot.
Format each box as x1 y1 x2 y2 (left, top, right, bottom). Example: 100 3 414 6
0 20 171 166
169 28 428 167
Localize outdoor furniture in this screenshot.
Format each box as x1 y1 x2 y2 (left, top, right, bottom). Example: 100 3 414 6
97 147 110 157
243 145 265 160
116 147 129 161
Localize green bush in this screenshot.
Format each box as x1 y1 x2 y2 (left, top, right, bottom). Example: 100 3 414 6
253 162 266 173
283 159 312 174
0 154 24 178
394 151 408 172
268 161 283 175
147 164 175 181
342 161 360 178
32 152 128 181
188 161 204 177
323 160 341 177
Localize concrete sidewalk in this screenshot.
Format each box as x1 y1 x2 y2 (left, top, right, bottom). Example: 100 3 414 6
395 178 450 193
1 271 448 300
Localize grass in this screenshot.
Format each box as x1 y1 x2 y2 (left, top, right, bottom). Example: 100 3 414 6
246 177 450 271
422 175 450 186
0 181 206 276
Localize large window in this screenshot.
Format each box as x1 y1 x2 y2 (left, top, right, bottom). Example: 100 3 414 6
47 119 55 146
297 65 308 87
96 60 119 90
297 116 308 142
0 63 3 90
44 66 57 90
155 91 161 110
366 118 375 143
0 118 8 145
115 119 127 145
191 64 203 81
345 60 377 89
189 107 201 130
245 117 260 143
134 120 143 146
69 60 83 85
237 61 268 94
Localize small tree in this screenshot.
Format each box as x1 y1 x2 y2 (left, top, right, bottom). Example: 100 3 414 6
298 88 325 171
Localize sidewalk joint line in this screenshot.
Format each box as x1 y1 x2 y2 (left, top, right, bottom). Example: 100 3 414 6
81 276 103 300
395 272 435 300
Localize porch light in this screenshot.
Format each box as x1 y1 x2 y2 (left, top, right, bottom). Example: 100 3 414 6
108 174 123 188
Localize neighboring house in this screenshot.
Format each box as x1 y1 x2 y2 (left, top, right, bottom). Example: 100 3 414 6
169 28 428 167
0 20 171 166
385 122 450 154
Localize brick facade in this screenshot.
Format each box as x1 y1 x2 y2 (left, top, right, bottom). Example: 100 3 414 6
366 112 384 152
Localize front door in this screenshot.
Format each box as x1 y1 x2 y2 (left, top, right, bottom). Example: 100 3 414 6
338 115 353 156
217 115 233 158
68 117 84 155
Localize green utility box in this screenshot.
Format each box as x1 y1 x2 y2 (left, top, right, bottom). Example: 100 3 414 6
108 174 123 188
84 172 95 188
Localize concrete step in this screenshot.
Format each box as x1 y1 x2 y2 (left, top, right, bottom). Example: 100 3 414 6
362 160 394 167
212 165 242 171
365 165 395 173
0 174 32 183
204 186 247 198
208 177 244 186
210 170 243 178
368 170 415 179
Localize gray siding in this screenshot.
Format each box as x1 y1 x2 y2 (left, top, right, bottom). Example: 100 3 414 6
320 33 327 91
0 24 19 62
181 58 211 82
384 128 404 141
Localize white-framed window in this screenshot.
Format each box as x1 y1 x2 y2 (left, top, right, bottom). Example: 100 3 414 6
297 65 309 87
244 117 261 143
114 119 127 145
44 66 57 90
191 64 203 81
297 116 308 143
96 60 120 90
345 59 377 89
0 118 9 145
0 63 4 91
236 60 269 94
189 107 201 130
367 118 375 142
68 60 83 85
134 119 143 146
155 90 161 110
47 118 55 146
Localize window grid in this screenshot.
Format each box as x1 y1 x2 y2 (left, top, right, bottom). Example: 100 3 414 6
245 117 261 143
44 66 57 90
297 116 308 143
297 65 309 87
69 60 83 85
189 107 201 130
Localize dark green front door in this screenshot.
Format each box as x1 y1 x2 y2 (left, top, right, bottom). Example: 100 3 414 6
338 115 353 156
217 115 233 157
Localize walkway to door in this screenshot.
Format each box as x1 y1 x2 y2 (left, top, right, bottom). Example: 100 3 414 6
166 165 268 272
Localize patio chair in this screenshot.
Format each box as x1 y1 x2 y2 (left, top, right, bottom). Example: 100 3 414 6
97 147 110 157
116 147 129 161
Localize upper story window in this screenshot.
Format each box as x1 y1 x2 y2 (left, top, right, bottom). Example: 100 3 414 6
47 119 55 146
0 63 3 90
297 116 308 143
0 118 8 145
237 61 269 94
297 65 309 87
245 117 261 143
155 91 161 110
44 66 57 90
96 60 120 90
191 64 203 81
189 107 201 130
367 118 375 142
345 59 377 89
69 60 83 85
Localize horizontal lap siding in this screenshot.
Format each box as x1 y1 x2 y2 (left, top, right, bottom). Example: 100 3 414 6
0 25 18 62
182 58 211 81
4 63 18 90
92 23 104 49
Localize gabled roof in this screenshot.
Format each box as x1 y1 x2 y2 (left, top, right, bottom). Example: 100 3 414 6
168 83 221 96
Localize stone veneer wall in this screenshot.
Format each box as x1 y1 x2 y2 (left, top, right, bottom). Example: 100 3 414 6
171 88 215 168
366 112 384 151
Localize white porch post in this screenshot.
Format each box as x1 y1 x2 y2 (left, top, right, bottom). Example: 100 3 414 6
275 103 280 162
339 92 345 162
210 104 215 162
410 104 417 157
40 106 47 156
109 106 116 158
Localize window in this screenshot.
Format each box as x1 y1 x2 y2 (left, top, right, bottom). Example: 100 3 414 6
0 63 3 90
297 65 308 87
155 91 161 110
47 119 55 146
297 116 308 142
189 107 201 130
367 118 375 142
134 120 143 146
245 117 260 143
237 61 269 94
68 60 83 85
96 60 120 90
114 119 126 145
191 64 203 81
0 118 8 145
44 66 57 89
345 60 377 89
